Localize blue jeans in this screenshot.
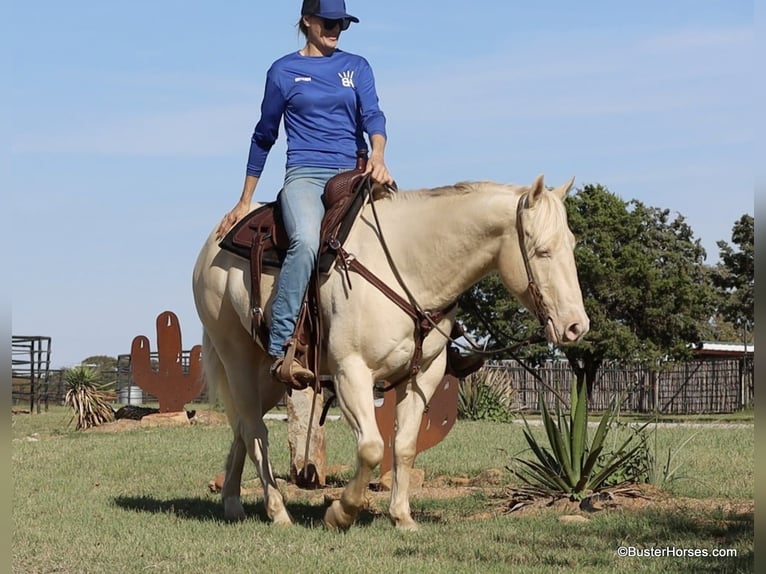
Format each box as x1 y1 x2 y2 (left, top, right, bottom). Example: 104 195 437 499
268 166 347 358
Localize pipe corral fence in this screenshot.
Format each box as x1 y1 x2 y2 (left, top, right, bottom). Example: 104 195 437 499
12 336 52 413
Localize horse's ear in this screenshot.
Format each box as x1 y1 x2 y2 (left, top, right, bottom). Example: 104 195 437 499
551 176 576 199
527 174 545 206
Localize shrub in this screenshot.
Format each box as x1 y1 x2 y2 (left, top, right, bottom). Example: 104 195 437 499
64 366 115 430
457 369 516 423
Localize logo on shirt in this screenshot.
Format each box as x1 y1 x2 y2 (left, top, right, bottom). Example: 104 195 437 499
295 76 312 82
338 70 355 88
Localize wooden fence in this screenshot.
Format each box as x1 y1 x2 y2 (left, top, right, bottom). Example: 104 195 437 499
484 356 754 414
13 355 753 416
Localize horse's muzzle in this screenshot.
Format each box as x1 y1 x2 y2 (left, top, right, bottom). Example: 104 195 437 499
547 316 589 345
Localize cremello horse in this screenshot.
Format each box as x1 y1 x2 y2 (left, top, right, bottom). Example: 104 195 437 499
192 174 589 530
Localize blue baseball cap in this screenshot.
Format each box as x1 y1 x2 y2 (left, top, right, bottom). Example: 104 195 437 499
301 0 359 23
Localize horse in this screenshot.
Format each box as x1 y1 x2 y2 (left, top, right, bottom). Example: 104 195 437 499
192 173 589 531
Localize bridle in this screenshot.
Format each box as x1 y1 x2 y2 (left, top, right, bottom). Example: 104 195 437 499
514 193 558 338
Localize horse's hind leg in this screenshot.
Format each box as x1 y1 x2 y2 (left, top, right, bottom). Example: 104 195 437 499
201 333 247 521
389 354 448 530
217 340 292 526
222 426 247 521
324 356 383 531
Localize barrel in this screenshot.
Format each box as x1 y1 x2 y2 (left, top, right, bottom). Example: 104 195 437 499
117 385 144 405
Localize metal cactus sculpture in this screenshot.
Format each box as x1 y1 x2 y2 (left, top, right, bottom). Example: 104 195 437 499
375 373 460 477
131 311 203 413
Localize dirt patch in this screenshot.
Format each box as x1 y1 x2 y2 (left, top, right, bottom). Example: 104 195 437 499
499 482 754 523
221 474 753 525
84 409 229 433
85 419 143 433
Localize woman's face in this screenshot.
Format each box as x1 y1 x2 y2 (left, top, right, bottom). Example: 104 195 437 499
303 15 346 53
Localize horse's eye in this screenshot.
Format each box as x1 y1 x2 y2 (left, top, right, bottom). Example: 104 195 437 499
537 249 551 258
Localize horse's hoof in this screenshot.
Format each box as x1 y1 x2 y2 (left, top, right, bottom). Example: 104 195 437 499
323 500 353 531
271 510 293 526
395 519 420 532
223 497 246 522
390 513 420 531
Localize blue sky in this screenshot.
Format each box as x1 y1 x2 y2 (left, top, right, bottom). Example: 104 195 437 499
7 1 755 368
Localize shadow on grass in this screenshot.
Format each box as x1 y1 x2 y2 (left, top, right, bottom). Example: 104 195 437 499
111 495 379 529
520 503 755 574
614 507 754 573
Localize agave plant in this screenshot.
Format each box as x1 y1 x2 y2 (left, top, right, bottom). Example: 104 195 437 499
64 365 115 430
510 380 646 500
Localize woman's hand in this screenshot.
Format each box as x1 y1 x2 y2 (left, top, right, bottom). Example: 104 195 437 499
216 175 259 241
215 200 252 241
366 150 395 188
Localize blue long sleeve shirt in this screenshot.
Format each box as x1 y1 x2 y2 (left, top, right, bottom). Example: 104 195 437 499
246 50 387 177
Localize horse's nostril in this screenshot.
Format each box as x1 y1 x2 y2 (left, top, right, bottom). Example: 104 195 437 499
566 323 584 341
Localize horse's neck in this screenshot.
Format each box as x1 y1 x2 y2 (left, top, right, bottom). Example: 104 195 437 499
351 189 518 308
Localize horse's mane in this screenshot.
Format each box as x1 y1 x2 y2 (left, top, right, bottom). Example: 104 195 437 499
381 180 569 248
391 181 525 201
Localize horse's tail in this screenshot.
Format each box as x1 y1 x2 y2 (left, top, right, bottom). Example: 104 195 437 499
201 330 220 403
201 330 237 428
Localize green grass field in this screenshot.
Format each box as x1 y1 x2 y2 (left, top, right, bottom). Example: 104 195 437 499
12 407 753 573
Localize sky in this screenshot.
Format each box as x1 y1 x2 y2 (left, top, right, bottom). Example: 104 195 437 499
6 1 755 369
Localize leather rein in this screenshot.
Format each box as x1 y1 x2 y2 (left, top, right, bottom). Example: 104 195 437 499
333 180 554 391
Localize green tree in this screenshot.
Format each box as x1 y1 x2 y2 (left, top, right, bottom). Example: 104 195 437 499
80 355 118 389
710 214 754 340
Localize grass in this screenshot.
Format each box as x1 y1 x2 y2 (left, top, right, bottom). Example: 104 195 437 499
12 407 753 573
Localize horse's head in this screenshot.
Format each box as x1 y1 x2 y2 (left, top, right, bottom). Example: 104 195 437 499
498 174 589 345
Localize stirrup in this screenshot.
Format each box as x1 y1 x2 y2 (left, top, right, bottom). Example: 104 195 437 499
270 357 315 391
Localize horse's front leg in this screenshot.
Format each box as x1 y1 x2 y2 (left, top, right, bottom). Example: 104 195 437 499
324 356 383 531
388 351 448 530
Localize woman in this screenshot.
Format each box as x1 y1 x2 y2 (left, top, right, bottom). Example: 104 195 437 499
215 0 394 388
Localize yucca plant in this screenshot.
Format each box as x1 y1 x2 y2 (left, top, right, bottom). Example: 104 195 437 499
64 366 115 430
457 369 516 423
509 380 646 500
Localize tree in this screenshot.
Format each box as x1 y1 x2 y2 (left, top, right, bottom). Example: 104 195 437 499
458 184 716 398
710 214 754 339
79 355 118 388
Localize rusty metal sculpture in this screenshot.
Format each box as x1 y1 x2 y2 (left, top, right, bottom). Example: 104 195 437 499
375 373 460 478
131 311 204 413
